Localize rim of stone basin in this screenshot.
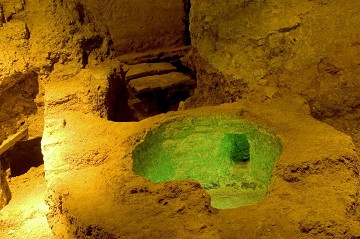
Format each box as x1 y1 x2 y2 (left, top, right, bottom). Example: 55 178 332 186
132 114 283 209
41 101 360 238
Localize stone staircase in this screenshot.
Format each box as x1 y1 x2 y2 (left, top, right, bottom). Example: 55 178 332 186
126 62 196 120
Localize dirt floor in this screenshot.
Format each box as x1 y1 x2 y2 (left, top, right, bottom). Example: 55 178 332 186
0 165 53 239
321 110 360 152
0 110 358 238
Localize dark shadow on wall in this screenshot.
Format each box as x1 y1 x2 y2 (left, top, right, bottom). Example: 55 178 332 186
105 70 138 122
2 137 43 177
183 0 191 45
0 69 43 185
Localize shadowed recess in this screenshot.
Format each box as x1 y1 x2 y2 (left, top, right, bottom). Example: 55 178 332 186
4 137 43 177
132 115 282 209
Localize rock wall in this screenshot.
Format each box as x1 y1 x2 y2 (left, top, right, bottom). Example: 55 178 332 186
0 158 11 210
0 0 112 76
0 0 113 144
0 0 189 144
81 0 188 55
0 72 40 144
189 0 360 117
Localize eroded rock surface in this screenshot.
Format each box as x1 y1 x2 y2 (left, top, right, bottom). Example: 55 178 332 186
42 96 360 239
127 62 177 81
0 0 113 149
1 1 360 238
0 158 11 210
129 72 195 94
189 0 360 117
81 0 188 55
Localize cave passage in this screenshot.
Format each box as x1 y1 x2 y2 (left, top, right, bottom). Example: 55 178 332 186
1 137 44 177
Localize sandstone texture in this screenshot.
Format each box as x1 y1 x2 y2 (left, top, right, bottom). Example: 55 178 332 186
81 0 188 55
0 0 113 219
0 165 52 238
129 72 195 94
41 96 360 239
127 62 177 81
0 0 113 147
0 0 188 145
189 0 360 118
0 0 360 238
0 157 11 210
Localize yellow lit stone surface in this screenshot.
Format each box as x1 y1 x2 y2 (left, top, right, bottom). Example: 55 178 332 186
129 72 196 94
0 0 360 238
41 97 359 238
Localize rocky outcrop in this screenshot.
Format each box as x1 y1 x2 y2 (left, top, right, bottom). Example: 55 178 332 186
0 0 28 77
0 127 6 146
189 0 360 117
0 157 11 210
0 0 113 145
0 72 40 141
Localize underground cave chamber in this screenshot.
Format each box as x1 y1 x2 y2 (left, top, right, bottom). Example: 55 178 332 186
1 0 360 237
133 115 283 209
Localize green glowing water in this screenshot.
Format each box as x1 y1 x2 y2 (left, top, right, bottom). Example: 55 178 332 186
133 115 282 209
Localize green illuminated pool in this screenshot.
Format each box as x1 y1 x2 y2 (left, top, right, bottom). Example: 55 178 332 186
132 115 282 209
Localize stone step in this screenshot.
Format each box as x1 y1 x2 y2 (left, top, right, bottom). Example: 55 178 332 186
129 72 196 94
0 128 28 155
128 98 147 121
117 46 191 65
127 62 177 81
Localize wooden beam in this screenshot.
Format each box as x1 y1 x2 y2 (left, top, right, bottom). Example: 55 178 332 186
0 128 28 155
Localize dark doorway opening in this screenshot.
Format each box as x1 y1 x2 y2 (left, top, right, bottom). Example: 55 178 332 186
105 70 139 122
1 137 43 178
106 60 197 122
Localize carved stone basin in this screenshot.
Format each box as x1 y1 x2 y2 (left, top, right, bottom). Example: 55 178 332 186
41 100 359 239
133 116 282 209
